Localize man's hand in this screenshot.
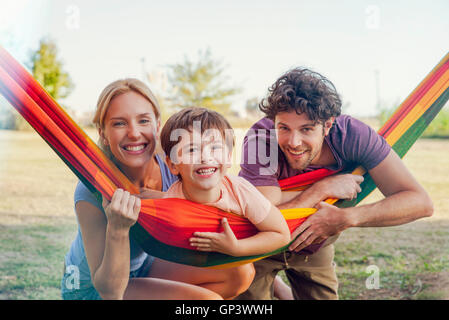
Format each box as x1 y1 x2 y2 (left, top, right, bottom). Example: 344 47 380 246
189 218 240 256
315 174 364 201
288 201 352 252
277 173 364 210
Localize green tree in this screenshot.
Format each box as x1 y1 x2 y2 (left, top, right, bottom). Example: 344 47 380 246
29 38 74 100
167 49 240 115
13 38 74 130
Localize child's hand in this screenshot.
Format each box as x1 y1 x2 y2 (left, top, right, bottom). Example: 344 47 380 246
189 218 240 256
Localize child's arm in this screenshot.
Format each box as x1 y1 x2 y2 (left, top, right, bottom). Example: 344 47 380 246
190 205 291 256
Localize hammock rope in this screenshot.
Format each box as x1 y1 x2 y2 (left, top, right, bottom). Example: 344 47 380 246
1 46 448 268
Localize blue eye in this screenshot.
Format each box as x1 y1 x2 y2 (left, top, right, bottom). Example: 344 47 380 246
113 121 125 127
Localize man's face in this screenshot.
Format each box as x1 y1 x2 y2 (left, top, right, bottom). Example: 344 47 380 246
274 111 334 170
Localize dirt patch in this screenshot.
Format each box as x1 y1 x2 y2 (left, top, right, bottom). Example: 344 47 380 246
357 271 449 300
414 271 449 299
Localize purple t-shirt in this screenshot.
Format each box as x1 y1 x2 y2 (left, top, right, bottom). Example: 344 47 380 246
239 115 391 187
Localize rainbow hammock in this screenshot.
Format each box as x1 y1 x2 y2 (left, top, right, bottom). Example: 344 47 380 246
1 46 448 268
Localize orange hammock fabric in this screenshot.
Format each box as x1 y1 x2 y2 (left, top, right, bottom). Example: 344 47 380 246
1 46 448 268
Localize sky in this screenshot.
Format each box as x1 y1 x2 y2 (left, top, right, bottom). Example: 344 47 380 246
1 0 448 117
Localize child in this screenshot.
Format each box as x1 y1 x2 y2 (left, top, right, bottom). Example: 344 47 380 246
160 107 291 257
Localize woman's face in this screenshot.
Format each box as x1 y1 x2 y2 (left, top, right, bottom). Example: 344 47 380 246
100 91 160 172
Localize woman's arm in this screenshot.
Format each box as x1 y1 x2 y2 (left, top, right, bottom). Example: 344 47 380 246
190 204 291 256
76 189 140 299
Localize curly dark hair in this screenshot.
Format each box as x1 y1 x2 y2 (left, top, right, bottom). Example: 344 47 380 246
259 68 342 123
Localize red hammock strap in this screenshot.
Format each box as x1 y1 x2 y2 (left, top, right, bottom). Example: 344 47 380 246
278 168 340 190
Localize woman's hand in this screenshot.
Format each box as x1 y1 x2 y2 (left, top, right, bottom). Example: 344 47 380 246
315 174 364 201
102 188 141 231
189 218 240 256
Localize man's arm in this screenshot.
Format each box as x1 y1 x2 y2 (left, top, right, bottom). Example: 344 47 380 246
256 173 364 209
346 150 433 226
288 150 433 252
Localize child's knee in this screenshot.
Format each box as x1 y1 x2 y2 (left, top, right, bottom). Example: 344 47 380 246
241 263 256 287
192 286 223 300
200 290 223 300
230 264 255 295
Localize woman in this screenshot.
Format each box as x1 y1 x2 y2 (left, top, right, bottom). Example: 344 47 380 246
61 78 253 300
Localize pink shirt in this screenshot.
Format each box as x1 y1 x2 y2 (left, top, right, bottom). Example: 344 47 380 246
165 174 272 225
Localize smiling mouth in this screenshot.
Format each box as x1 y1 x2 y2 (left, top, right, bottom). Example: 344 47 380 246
122 143 148 152
287 148 307 156
195 167 218 176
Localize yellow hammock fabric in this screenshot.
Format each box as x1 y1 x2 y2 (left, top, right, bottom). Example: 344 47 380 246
0 46 448 268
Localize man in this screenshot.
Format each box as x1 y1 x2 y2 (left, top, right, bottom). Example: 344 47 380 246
236 68 433 300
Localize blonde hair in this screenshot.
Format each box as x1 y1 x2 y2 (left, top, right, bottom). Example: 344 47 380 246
93 78 161 129
93 78 161 161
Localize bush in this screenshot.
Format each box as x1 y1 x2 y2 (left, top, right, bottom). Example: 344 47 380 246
378 103 449 139
422 108 449 138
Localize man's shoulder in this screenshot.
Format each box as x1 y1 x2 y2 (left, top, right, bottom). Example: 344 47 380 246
242 117 277 146
330 114 377 138
333 114 367 129
329 114 391 170
247 117 275 132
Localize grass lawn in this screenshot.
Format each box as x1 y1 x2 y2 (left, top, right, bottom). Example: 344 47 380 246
333 138 449 299
0 129 448 300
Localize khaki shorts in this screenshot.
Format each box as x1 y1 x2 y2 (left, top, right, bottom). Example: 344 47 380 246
235 244 338 300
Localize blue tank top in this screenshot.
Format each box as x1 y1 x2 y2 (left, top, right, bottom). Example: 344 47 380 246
64 154 177 281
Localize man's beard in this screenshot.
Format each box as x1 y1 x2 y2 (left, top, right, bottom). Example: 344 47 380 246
285 147 321 171
286 151 312 171
281 127 327 171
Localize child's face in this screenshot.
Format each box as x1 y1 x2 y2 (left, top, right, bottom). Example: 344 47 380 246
167 128 232 193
